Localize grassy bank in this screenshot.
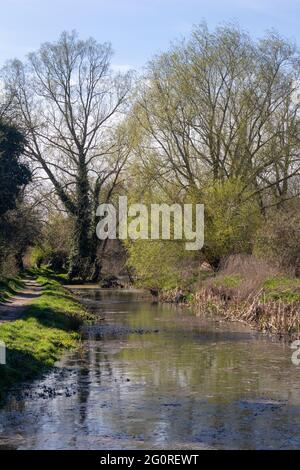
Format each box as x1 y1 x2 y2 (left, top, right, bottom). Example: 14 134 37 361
0 277 25 302
0 269 93 403
157 256 300 340
193 272 300 340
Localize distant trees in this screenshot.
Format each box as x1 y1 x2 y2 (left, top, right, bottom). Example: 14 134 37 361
1 203 41 272
29 213 73 271
3 31 132 280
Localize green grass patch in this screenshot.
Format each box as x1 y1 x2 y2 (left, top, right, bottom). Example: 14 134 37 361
263 276 300 302
0 270 93 403
213 275 243 288
0 277 25 302
25 266 69 284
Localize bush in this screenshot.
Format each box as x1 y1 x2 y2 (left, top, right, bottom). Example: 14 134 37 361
202 179 262 267
29 214 73 271
126 239 200 290
254 204 300 276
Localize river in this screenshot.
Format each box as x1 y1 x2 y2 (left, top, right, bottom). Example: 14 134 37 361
1 287 300 449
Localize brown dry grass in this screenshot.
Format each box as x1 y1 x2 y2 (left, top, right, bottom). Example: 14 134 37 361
194 254 300 340
194 287 300 339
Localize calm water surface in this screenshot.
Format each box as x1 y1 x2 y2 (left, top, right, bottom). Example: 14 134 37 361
1 287 300 449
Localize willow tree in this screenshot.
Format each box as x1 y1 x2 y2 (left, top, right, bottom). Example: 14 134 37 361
130 24 300 209
3 31 132 279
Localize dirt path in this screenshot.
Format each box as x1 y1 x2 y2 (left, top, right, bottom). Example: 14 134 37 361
0 280 42 323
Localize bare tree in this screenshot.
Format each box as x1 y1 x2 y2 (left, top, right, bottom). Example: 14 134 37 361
130 24 300 209
3 31 132 279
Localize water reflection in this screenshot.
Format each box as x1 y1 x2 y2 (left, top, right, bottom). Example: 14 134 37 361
1 288 300 449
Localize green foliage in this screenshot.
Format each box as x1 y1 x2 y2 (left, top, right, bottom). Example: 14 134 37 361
203 179 262 265
213 275 243 288
129 23 300 205
0 120 31 216
124 24 300 291
29 214 73 271
1 203 41 272
254 205 300 276
125 178 262 289
126 239 199 290
127 240 183 289
0 121 35 276
263 277 300 302
29 246 47 267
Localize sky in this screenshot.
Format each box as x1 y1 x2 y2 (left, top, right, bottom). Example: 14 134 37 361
0 0 300 71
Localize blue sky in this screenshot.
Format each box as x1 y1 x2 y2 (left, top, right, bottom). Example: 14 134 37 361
0 0 300 71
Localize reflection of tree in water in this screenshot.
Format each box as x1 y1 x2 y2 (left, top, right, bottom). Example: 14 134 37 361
82 292 300 448
3 290 300 449
76 351 92 426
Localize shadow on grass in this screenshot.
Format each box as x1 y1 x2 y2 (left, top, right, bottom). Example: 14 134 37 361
0 347 53 405
0 303 84 406
24 267 69 284
24 267 96 285
25 303 85 332
39 289 79 301
0 269 93 406
0 278 25 303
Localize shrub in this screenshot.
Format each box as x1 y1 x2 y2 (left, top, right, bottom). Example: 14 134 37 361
203 179 262 267
254 204 300 276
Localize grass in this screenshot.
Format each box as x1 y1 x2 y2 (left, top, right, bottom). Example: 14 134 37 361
0 277 25 302
212 274 243 288
0 269 93 403
26 266 70 284
194 270 300 339
263 276 300 302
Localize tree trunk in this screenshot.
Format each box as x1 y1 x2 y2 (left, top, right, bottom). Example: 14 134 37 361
68 160 92 280
88 228 105 282
15 251 24 271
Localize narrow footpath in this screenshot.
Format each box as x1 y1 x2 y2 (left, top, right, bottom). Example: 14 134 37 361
0 280 42 323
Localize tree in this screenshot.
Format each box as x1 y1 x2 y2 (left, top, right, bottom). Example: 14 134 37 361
0 203 41 272
202 179 262 267
254 201 300 276
0 120 31 216
3 31 132 279
129 24 300 209
123 24 300 275
29 212 73 271
0 119 35 275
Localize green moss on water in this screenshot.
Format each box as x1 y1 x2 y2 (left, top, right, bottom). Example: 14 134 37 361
0 270 93 403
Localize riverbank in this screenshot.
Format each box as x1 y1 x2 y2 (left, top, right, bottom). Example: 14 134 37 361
193 275 300 340
159 257 300 341
0 269 94 403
